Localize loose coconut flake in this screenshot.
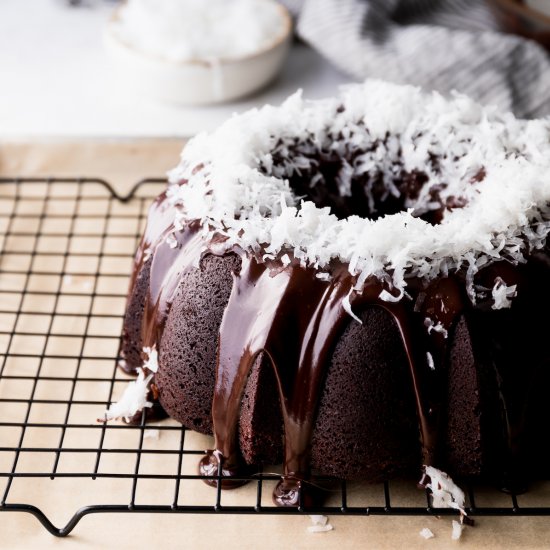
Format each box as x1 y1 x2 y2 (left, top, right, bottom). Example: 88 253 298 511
308 515 333 533
424 317 449 339
491 278 517 310
451 520 464 541
143 346 159 373
104 348 158 421
103 368 153 422
167 80 550 301
307 525 334 534
426 352 435 371
419 527 435 540
423 467 470 540
166 233 178 249
144 428 160 440
424 466 466 515
143 247 153 262
343 288 362 324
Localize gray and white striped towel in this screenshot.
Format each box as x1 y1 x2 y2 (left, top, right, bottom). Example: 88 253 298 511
281 0 550 119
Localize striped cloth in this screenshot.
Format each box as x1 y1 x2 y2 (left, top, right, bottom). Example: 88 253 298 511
281 0 550 119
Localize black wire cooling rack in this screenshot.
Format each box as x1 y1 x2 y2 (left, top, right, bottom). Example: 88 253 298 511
0 177 549 538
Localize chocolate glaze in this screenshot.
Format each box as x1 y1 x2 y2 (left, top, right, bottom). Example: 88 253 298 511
468 257 550 492
128 196 461 502
123 184 550 505
120 190 175 374
206 257 469 503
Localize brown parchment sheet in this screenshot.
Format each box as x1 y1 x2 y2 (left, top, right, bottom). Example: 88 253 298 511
0 139 549 550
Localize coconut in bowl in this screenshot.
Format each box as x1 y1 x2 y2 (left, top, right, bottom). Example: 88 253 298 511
105 0 293 105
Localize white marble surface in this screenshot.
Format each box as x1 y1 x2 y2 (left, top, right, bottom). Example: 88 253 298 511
0 0 351 138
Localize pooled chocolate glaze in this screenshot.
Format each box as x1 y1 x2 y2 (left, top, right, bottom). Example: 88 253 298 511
122 183 550 505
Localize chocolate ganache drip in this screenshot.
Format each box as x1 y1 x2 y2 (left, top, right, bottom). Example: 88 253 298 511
201 258 467 504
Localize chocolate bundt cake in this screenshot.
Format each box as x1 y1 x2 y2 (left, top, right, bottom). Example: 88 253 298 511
112 80 550 507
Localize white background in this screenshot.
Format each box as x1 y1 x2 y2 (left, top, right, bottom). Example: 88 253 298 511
0 0 351 138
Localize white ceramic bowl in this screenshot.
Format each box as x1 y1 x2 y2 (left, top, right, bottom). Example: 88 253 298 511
104 2 292 106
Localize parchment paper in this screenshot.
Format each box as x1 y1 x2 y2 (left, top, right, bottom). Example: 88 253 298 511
0 139 549 549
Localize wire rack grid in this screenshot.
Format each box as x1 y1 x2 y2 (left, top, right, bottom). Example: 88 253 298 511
0 177 549 538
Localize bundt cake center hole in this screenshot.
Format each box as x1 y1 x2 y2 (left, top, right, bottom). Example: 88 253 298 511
262 142 464 224
287 160 435 222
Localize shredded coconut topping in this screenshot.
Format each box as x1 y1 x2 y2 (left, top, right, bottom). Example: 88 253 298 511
168 80 550 301
491 278 517 310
